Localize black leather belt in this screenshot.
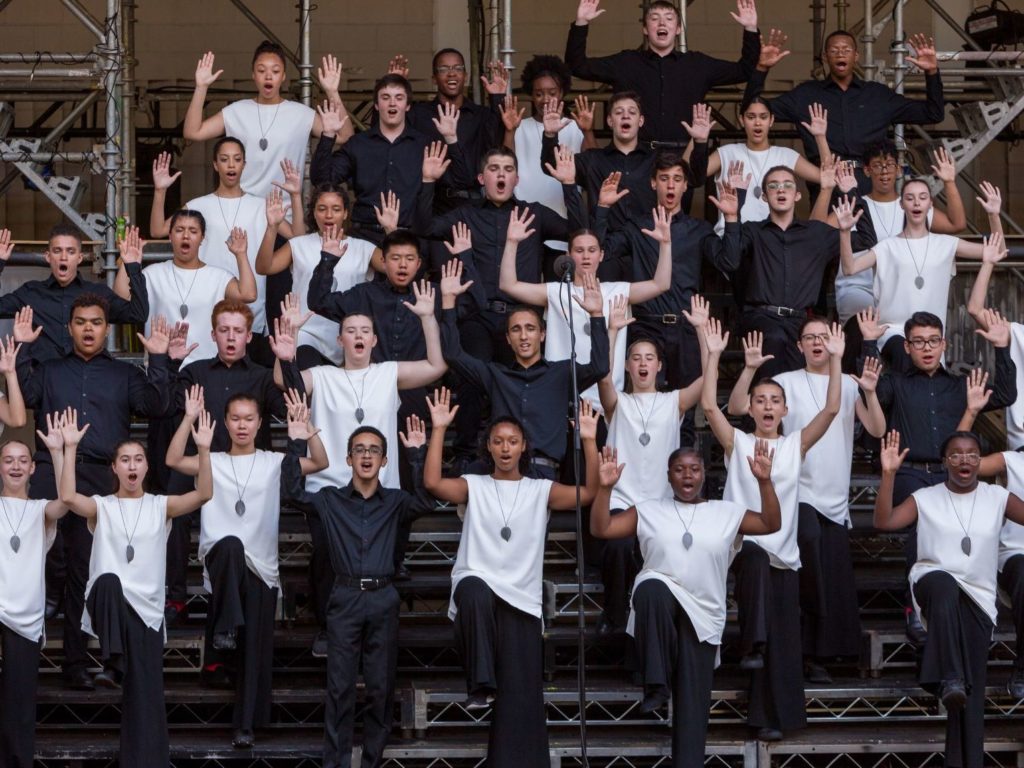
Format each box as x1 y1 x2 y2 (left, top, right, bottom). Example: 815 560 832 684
532 456 559 470
76 454 110 465
648 140 689 150
755 303 803 318
338 575 393 591
486 300 512 314
902 461 946 473
637 311 685 325
445 188 484 200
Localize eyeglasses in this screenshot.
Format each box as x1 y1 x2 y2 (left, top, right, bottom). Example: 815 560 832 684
800 333 828 344
946 453 981 467
827 46 855 55
350 445 384 457
765 181 796 191
907 337 943 350
868 161 898 172
435 65 466 74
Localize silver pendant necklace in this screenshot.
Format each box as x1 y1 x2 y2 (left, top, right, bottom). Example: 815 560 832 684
491 476 523 542
0 496 28 553
870 198 902 240
341 367 369 423
171 262 201 319
115 495 145 563
628 392 657 446
255 99 283 151
901 231 930 290
671 499 698 550
215 193 243 244
744 145 771 200
803 369 824 411
945 487 978 556
228 452 258 516
559 284 591 336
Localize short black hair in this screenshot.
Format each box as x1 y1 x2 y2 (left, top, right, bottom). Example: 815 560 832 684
224 392 260 418
48 223 82 247
305 183 349 232
374 73 413 102
70 292 110 323
169 208 207 237
252 39 287 70
904 311 944 337
651 151 695 186
940 430 981 457
432 48 465 72
381 229 421 259
213 136 246 160
520 54 571 95
347 426 388 457
667 447 703 468
480 146 518 173
506 305 546 332
824 30 858 52
862 139 898 165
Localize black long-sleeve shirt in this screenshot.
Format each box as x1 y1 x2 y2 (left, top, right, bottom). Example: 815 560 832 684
869 342 1017 462
413 184 586 304
0 264 149 364
745 69 945 163
173 355 287 452
284 444 432 578
18 350 170 462
310 124 470 231
594 206 736 316
564 25 760 143
440 308 609 462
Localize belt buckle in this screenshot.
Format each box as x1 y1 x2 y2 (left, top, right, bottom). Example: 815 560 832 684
491 301 508 314
661 314 678 325
776 305 794 317
359 578 375 591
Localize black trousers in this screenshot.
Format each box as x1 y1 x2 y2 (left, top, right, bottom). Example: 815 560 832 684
798 504 861 659
453 577 548 768
86 573 169 768
204 536 277 731
913 571 992 768
999 554 1024 664
632 580 717 768
30 459 112 676
737 309 806 379
731 541 807 732
324 583 400 768
307 512 335 631
599 509 640 628
0 624 40 768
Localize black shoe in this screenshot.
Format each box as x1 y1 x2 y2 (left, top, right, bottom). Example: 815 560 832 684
200 665 234 690
311 630 328 659
641 685 670 713
939 679 967 711
596 613 622 637
804 660 833 684
905 608 928 647
212 630 237 651
44 596 60 621
232 729 254 749
464 690 495 710
1007 666 1024 700
740 651 765 671
93 667 121 690
394 563 412 582
757 727 783 742
65 669 95 691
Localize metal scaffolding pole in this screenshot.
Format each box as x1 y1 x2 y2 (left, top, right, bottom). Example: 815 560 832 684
500 0 514 74
891 0 906 162
121 0 137 225
102 0 121 297
298 0 313 107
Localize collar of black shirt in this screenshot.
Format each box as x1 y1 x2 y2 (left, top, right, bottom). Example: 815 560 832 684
211 354 255 370
366 123 420 143
906 363 951 379
824 75 865 91
44 272 84 289
70 348 113 363
761 217 811 232
508 357 550 372
641 47 682 62
481 197 520 211
343 481 384 500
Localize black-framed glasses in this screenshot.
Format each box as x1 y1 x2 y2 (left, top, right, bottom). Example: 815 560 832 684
907 337 943 350
350 445 384 457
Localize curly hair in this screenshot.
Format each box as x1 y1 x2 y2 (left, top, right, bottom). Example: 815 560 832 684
520 54 572 95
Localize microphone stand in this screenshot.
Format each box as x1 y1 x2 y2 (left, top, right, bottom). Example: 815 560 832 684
561 266 589 766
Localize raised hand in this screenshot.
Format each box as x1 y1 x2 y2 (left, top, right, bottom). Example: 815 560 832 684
152 151 182 190
0 229 11 262
195 51 223 87
374 190 401 233
965 368 992 412
576 0 605 25
316 99 349 137
825 322 846 358
444 222 472 255
981 232 1007 266
799 102 828 138
598 445 624 487
851 355 882 392
708 180 739 218
440 258 473 298
976 307 1011 348
426 386 460 429
704 317 730 355
266 188 287 228
138 314 171 356
544 144 577 185
481 60 509 95
608 294 634 333
832 194 863 231
856 306 890 342
422 141 451 183
403 280 436 318
542 97 570 136
119 226 144 263
747 438 775 480
317 54 343 93
742 330 775 369
726 160 751 191
758 28 791 70
506 206 536 244
731 0 758 31
386 54 410 79
499 94 525 132
399 413 427 450
0 336 19 375
577 398 599 441
432 102 461 143
36 410 65 453
572 271 604 316
930 146 956 183
191 409 216 450
320 223 347 258
280 292 314 330
285 390 321 441
597 171 630 208
12 306 42 344
880 429 908 473
818 153 838 191
227 227 248 258
906 33 938 75
184 383 205 422
572 94 595 132
269 316 299 362
836 161 858 194
59 408 90 447
641 205 672 244
682 293 710 330
681 103 716 143
976 181 1002 215
274 158 303 196
168 321 198 361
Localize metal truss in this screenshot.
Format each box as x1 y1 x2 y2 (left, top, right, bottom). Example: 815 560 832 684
862 628 1019 676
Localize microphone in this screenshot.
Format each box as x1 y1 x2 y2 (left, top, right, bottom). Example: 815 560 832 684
553 254 575 281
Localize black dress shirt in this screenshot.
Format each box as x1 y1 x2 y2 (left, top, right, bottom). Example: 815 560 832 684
0 263 149 364
414 185 586 304
440 308 609 462
310 124 471 232
18 349 170 462
564 25 760 143
594 206 737 316
746 69 945 162
173 355 287 452
284 443 432 579
869 342 1017 462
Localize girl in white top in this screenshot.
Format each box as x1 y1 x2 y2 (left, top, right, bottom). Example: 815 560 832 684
58 408 213 768
149 142 304 338
114 215 258 368
166 386 328 748
256 184 386 365
424 387 600 768
702 316 843 740
875 430 1024 767
836 179 1005 367
498 205 672 409
591 442 780 767
183 43 354 199
0 421 68 768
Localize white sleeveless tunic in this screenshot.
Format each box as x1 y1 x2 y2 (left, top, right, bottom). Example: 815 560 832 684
222 99 316 198
83 494 171 635
0 498 56 641
607 390 681 510
997 452 1024 572
723 430 802 571
449 474 553 621
1006 323 1024 450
